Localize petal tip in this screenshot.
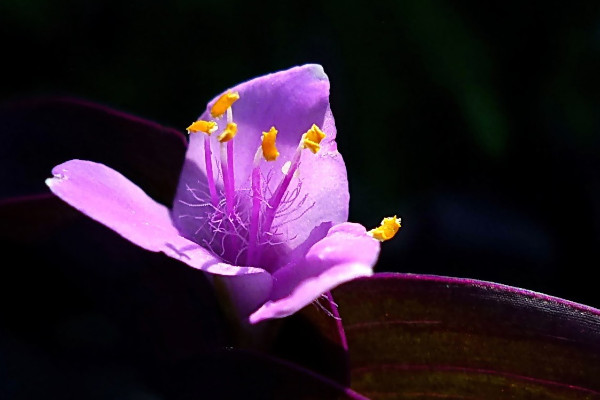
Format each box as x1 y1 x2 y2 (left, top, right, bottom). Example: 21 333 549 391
45 173 66 189
248 303 276 325
304 63 327 81
46 162 76 189
44 177 55 188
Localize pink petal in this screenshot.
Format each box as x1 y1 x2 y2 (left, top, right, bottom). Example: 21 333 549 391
46 160 267 278
249 223 380 323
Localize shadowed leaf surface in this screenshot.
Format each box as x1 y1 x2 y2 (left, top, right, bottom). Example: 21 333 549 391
0 193 359 399
0 97 186 204
333 273 600 399
274 291 350 386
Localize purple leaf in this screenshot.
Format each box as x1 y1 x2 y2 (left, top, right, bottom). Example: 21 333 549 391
0 194 356 397
273 290 350 385
165 348 366 399
333 273 600 398
0 96 186 204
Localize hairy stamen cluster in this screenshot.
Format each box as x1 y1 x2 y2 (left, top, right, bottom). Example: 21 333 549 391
182 92 325 268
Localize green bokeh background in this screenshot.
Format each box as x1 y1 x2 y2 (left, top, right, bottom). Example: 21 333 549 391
2 0 600 306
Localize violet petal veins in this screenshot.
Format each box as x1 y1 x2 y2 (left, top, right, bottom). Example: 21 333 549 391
46 64 388 323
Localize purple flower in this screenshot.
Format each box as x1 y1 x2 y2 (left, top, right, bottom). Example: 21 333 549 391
46 64 393 323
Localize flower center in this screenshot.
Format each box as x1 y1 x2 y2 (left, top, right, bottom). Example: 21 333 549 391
183 92 325 268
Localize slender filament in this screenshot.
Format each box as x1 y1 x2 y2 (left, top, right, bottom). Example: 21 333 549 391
246 164 262 266
262 146 302 234
204 136 218 206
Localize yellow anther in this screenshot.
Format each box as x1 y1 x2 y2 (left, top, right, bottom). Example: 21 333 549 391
368 216 402 242
302 124 326 154
261 126 280 161
217 122 238 143
186 120 218 135
210 91 240 118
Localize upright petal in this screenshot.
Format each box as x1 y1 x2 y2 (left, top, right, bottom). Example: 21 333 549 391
174 64 349 255
249 223 380 323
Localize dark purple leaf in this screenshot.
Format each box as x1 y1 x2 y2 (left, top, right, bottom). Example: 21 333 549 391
0 181 353 398
0 194 231 355
160 348 366 400
274 291 350 385
0 96 186 204
333 273 600 399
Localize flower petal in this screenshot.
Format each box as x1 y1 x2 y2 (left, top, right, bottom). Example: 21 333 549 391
211 273 274 320
174 64 349 250
249 223 380 323
46 159 267 278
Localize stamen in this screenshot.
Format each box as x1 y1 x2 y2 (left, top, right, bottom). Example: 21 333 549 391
368 216 402 241
220 142 235 215
302 124 326 154
246 145 267 266
226 106 234 124
187 120 218 135
262 125 327 234
246 163 262 266
261 126 279 161
210 91 240 118
186 107 330 268
227 140 236 205
203 136 219 206
217 122 238 143
262 147 302 234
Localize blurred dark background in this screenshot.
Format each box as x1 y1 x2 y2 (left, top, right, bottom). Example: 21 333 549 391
2 0 600 305
2 0 600 398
